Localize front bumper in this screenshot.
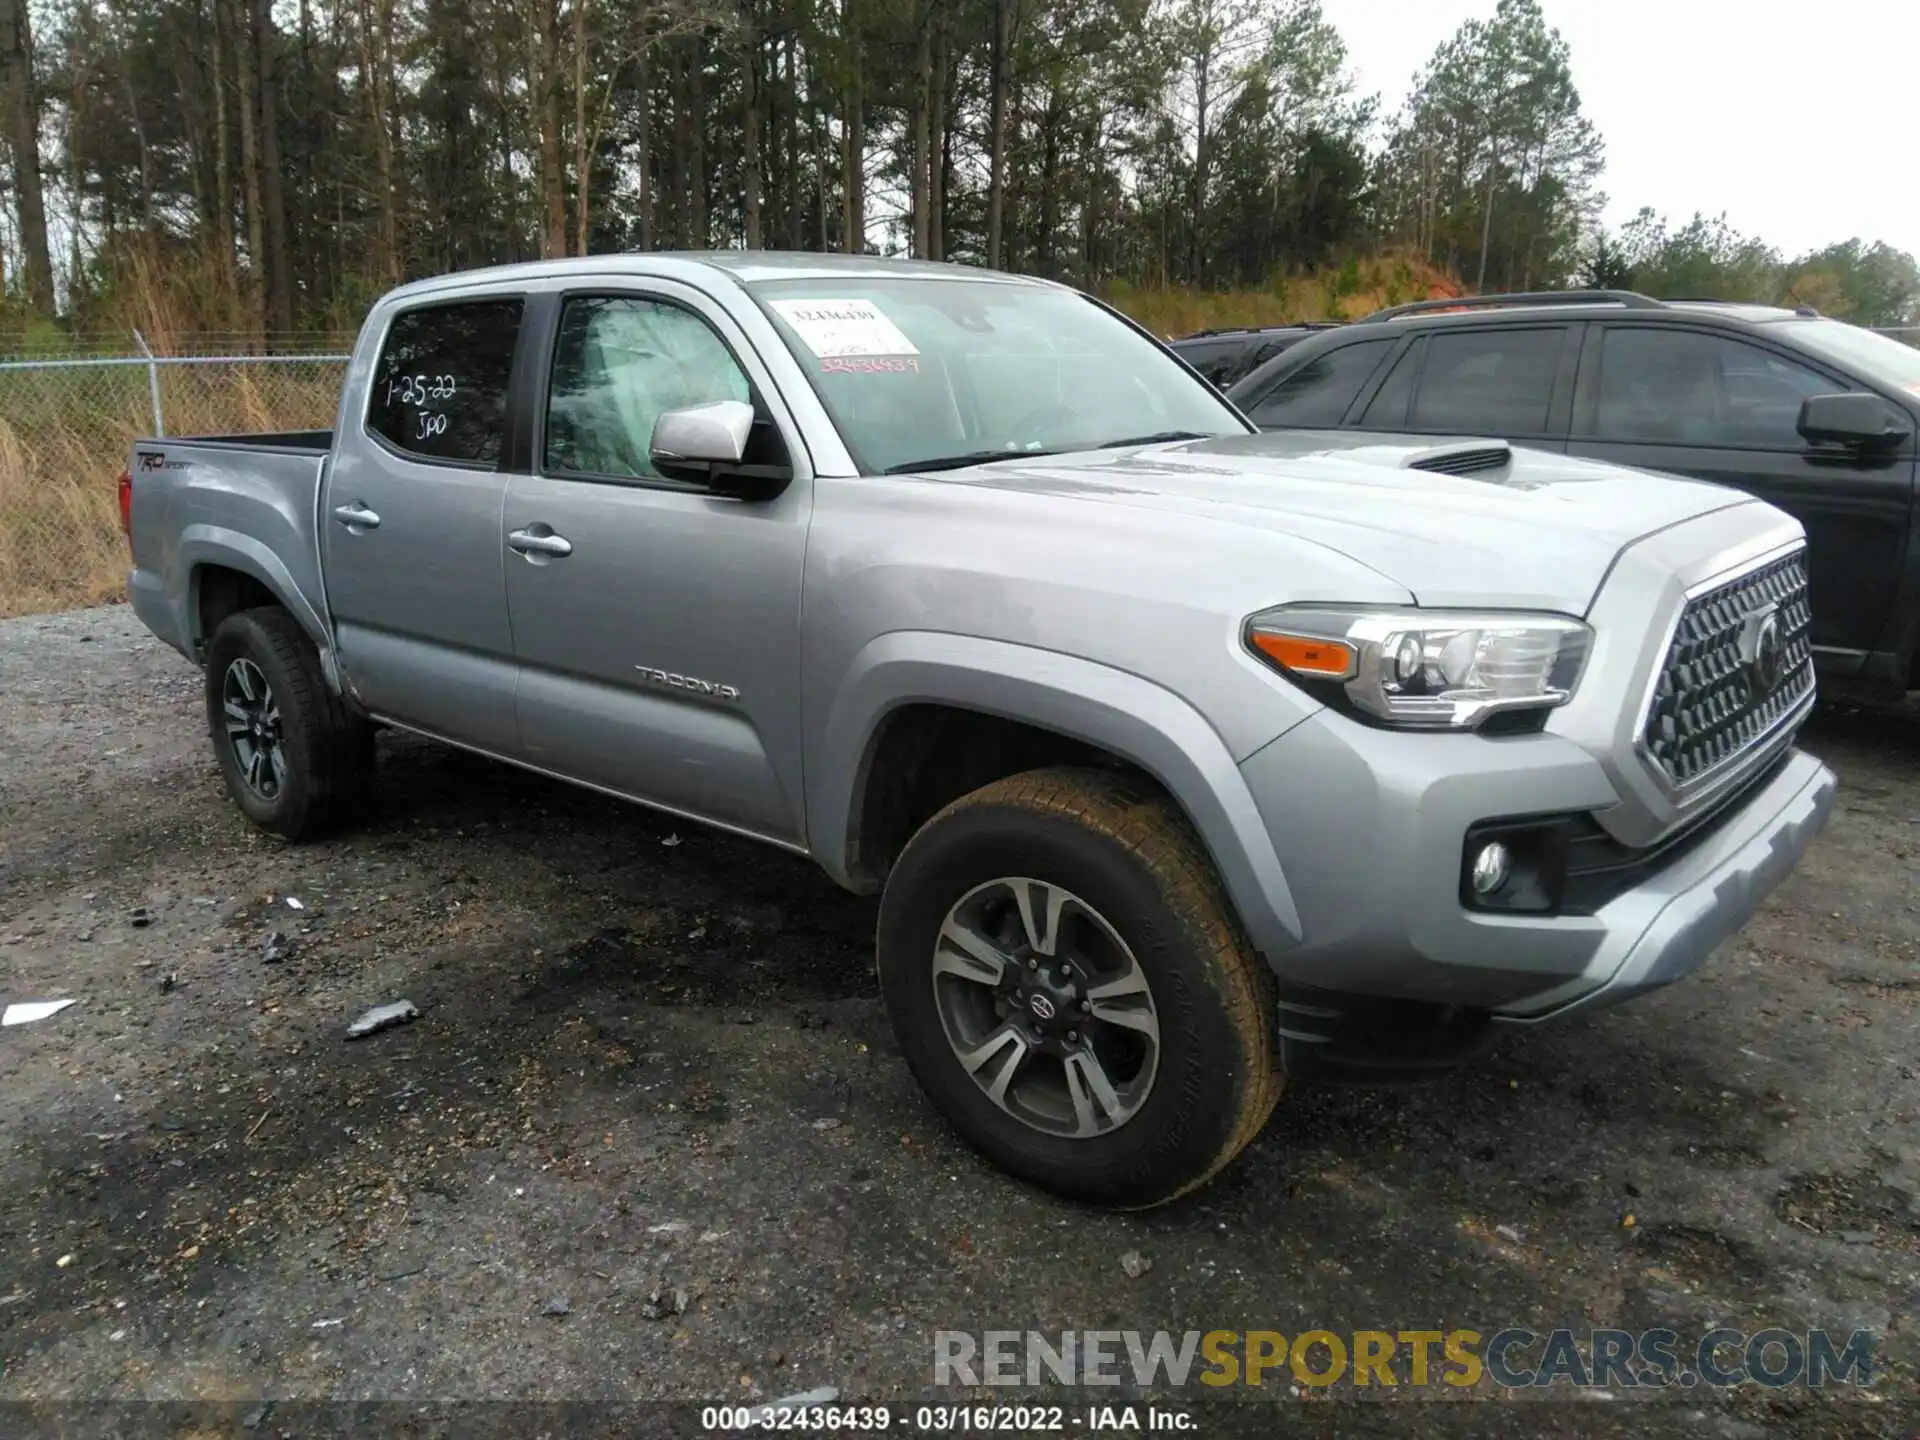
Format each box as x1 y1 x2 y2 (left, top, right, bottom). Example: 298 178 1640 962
1236 709 1834 1018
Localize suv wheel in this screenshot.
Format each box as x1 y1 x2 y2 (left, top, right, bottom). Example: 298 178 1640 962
204 607 372 839
877 767 1282 1206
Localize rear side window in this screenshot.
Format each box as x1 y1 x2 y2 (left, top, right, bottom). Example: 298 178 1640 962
1174 339 1243 388
368 298 525 463
1408 327 1563 434
1245 338 1393 427
1360 338 1424 426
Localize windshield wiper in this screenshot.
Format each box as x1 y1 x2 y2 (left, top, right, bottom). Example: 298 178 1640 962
1093 430 1210 450
884 448 1065 475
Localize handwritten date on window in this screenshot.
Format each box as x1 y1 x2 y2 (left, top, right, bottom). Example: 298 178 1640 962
384 373 459 442
385 374 459 406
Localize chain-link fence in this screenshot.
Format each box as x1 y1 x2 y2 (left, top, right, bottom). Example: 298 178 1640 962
0 344 349 619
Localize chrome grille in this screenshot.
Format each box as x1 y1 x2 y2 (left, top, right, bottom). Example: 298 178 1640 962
1641 549 1813 789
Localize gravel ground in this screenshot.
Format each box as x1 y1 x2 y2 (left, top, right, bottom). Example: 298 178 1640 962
1 605 1917 1436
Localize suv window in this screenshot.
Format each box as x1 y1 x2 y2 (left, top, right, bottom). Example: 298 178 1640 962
1174 339 1243 388
1594 327 1840 448
545 296 752 481
1359 338 1424 427
368 298 524 463
1408 327 1563 434
1245 338 1393 427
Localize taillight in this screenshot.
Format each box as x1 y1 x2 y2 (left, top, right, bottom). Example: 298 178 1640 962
117 466 132 544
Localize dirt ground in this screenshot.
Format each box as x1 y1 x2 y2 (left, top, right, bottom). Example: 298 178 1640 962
2 605 1918 1437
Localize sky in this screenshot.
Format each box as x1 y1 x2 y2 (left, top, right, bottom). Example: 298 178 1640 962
1318 0 1920 260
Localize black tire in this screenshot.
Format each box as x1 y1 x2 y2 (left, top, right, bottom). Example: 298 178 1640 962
877 767 1282 1207
203 607 372 840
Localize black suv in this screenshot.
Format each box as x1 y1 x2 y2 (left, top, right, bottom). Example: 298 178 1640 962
1226 290 1920 695
1169 323 1343 390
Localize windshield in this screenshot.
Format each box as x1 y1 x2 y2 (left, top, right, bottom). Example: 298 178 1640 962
1775 318 1920 392
748 276 1249 473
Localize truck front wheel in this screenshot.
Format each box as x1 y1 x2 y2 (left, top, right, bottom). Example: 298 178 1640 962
203 607 371 840
877 767 1282 1207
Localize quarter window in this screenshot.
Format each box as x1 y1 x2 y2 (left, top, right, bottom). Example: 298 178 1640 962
1408 327 1564 434
368 299 523 463
1594 328 1841 448
1245 338 1393 427
545 296 752 481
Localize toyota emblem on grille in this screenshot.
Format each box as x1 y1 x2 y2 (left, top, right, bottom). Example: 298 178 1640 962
1737 603 1787 694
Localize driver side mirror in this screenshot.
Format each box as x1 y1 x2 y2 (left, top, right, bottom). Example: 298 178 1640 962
650 400 792 498
1797 392 1910 451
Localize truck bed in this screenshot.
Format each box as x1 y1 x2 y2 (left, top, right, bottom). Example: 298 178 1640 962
126 433 335 662
160 429 333 452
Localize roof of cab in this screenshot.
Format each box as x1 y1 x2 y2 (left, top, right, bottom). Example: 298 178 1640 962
380 250 1048 305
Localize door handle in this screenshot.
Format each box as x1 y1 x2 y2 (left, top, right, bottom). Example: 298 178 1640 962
332 501 381 531
507 526 574 559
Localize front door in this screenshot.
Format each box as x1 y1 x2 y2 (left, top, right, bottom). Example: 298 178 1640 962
502 286 812 846
1569 324 1915 667
322 295 525 753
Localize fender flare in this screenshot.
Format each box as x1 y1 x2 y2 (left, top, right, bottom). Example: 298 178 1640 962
810 631 1304 962
178 526 331 655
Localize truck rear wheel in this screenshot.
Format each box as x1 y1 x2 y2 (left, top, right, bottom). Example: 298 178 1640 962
876 767 1282 1207
203 607 371 840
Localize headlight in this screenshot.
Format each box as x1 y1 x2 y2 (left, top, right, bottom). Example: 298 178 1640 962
1245 606 1591 730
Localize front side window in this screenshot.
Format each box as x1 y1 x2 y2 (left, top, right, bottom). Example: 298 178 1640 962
749 279 1246 474
1245 338 1393 427
544 296 752 481
1408 327 1564 435
1776 318 1920 392
368 298 523 463
1595 328 1840 448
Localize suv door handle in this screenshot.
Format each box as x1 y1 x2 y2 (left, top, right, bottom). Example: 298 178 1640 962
507 526 574 559
332 501 381 531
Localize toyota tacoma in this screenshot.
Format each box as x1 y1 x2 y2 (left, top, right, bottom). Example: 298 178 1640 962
123 253 1836 1206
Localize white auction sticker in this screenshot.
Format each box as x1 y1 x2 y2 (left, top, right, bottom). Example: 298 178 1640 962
767 299 919 359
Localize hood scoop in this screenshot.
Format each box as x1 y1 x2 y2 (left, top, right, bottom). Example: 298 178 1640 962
1404 441 1513 477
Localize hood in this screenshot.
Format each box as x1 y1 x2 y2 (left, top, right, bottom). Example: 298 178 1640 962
916 430 1761 613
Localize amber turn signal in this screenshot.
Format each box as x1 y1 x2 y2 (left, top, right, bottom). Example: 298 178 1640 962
1249 631 1357 679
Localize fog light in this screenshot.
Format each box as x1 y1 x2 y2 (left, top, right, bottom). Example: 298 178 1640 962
1470 841 1512 897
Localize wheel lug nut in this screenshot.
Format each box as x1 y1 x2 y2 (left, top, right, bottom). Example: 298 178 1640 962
1080 999 1092 1012
1026 958 1038 971
1066 1030 1079 1044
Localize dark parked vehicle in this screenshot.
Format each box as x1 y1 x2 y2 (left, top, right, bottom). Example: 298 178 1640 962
1169 323 1343 390
1227 290 1920 695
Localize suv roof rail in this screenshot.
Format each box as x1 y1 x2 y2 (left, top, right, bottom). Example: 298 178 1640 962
1365 290 1664 321
1178 320 1345 340
1662 295 1823 319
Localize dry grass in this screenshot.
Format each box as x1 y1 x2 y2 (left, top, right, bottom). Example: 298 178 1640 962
0 364 340 618
1107 250 1463 337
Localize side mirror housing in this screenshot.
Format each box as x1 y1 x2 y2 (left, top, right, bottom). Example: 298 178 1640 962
650 400 792 497
1797 392 1910 451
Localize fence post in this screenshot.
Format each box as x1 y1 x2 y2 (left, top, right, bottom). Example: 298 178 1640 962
132 329 164 437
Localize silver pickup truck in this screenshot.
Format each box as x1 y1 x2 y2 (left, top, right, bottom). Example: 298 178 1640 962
125 253 1836 1206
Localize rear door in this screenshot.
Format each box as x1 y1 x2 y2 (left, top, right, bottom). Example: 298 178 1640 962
501 282 812 846
322 296 526 753
1567 323 1913 665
